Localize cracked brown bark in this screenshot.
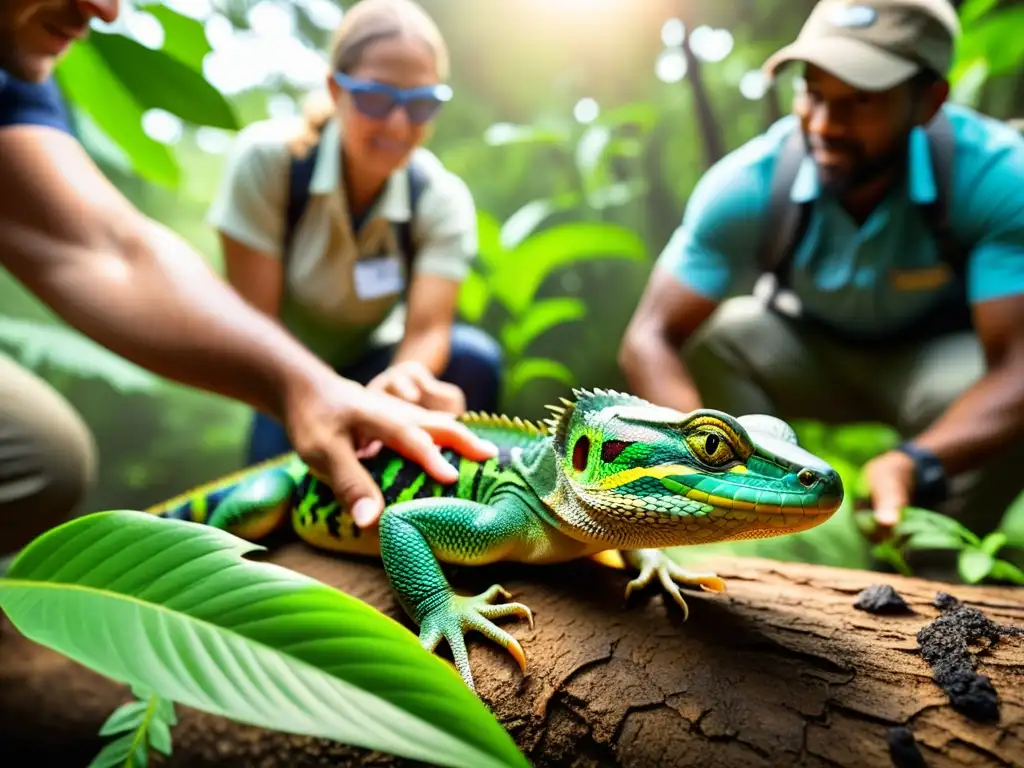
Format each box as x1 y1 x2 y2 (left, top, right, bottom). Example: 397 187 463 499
2 546 1023 768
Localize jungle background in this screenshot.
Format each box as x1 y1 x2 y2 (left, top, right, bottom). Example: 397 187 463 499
2 0 1022 576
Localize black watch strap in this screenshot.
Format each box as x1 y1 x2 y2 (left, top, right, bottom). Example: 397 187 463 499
895 442 949 509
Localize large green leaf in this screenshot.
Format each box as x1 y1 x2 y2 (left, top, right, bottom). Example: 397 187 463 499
950 7 1024 82
89 31 239 130
137 3 213 70
501 298 587 357
493 223 648 315
506 357 576 398
958 0 1002 27
476 210 506 272
0 511 528 768
500 199 561 251
56 38 179 187
457 270 491 324
499 192 582 250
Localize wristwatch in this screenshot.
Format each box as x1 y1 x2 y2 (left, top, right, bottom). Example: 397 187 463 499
895 442 949 508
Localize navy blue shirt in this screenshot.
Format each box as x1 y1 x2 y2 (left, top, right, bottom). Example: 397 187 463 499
0 68 72 133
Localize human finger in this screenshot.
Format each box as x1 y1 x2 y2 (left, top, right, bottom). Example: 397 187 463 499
317 436 386 528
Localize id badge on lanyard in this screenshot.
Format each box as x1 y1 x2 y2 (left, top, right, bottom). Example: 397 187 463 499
353 253 405 300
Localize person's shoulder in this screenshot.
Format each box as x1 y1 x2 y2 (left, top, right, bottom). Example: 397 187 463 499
408 145 465 185
225 115 305 168
407 145 474 205
0 70 72 133
942 104 1024 225
945 103 1022 153
945 104 1024 185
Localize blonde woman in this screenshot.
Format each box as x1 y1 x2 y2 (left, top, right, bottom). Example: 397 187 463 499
209 0 502 465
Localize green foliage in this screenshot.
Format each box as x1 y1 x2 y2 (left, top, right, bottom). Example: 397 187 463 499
0 316 163 394
949 0 1024 105
0 511 528 768
460 212 647 400
868 507 1024 586
480 101 658 220
90 688 177 768
54 5 239 188
136 3 213 70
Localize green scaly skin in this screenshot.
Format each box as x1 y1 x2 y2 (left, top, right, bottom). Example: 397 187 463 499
148 389 844 691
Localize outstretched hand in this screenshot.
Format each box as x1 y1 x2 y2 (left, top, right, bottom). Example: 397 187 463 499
861 449 916 540
282 372 496 529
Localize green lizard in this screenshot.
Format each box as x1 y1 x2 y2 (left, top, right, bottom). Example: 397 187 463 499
149 389 843 691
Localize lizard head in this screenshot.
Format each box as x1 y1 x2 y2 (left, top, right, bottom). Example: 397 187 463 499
540 389 844 547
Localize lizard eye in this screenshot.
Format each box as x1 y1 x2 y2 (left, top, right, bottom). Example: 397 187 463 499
572 435 590 472
686 428 736 468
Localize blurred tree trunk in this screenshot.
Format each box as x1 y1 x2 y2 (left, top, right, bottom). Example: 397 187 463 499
679 4 725 169
2 547 1023 768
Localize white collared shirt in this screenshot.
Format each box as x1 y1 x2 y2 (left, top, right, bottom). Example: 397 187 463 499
207 116 478 367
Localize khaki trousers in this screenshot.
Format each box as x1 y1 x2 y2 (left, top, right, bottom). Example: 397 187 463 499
0 351 96 558
683 297 1024 538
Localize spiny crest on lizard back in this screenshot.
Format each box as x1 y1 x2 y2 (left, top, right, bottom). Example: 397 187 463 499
542 387 652 447
460 411 548 437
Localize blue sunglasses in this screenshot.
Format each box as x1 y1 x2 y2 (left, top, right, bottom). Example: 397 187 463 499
333 72 453 125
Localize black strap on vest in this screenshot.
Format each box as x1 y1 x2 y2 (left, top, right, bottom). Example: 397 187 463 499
282 141 427 288
755 111 973 343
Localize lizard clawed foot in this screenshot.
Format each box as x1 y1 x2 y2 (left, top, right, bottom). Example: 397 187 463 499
418 584 534 692
623 549 726 622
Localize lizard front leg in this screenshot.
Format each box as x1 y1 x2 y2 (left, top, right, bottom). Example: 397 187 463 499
620 549 726 621
378 495 536 692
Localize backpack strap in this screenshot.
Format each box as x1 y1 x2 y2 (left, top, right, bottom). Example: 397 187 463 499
920 110 966 277
283 141 320 274
282 147 427 299
758 125 813 292
394 160 428 283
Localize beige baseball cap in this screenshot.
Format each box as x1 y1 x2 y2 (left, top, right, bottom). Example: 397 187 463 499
763 0 961 91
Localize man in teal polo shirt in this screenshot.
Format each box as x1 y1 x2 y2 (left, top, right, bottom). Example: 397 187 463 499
619 0 1024 548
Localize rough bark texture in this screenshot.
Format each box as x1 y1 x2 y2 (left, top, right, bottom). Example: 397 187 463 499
2 544 1023 768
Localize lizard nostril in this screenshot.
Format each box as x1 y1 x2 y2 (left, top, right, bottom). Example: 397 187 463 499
797 469 819 488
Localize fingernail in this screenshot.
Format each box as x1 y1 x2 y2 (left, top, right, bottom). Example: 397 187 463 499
352 498 379 528
877 511 898 526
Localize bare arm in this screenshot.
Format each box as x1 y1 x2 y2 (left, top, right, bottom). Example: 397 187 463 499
912 295 1024 474
0 126 326 418
0 124 499 523
392 272 459 375
220 232 285 319
618 265 719 412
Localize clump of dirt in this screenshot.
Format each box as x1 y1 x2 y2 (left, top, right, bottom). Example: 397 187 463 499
886 726 926 768
915 592 1024 724
854 584 914 615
